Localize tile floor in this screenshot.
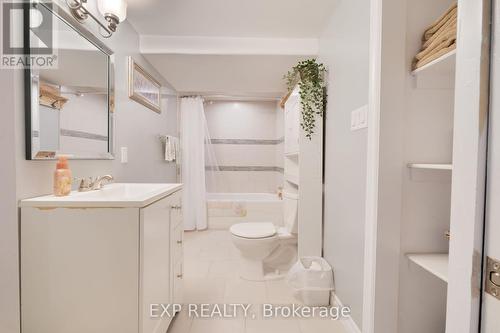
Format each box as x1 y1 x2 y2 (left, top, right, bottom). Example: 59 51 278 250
168 230 348 333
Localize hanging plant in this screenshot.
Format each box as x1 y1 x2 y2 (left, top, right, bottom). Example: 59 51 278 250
284 59 327 139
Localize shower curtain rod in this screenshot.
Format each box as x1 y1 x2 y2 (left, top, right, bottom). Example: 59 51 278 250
180 94 281 102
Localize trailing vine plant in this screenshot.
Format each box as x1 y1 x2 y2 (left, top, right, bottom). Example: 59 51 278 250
284 59 327 139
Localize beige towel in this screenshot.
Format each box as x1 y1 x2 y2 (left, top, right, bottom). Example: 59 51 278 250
416 26 456 61
423 3 458 41
414 43 456 70
423 15 457 49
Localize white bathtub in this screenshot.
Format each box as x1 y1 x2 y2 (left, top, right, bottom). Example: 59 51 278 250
206 193 283 229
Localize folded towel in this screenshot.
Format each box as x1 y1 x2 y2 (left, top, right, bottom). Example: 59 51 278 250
423 3 458 41
414 42 456 70
415 25 456 61
423 15 457 49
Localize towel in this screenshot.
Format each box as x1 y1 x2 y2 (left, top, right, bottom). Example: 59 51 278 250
422 15 457 49
423 3 458 41
164 135 179 162
412 2 458 70
415 26 457 61
414 43 456 69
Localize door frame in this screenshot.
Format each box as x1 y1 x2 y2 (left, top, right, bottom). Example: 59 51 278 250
363 0 492 332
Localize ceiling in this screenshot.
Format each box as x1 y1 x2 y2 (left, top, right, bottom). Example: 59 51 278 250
127 0 335 38
144 54 309 97
127 0 333 97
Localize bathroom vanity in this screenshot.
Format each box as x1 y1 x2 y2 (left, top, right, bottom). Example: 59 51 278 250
19 183 183 333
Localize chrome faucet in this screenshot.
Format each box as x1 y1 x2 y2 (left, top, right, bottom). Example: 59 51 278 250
77 175 114 192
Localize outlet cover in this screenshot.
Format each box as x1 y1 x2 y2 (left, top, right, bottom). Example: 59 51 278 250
120 147 128 164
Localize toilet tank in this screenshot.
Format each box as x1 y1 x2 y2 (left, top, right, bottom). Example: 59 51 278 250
283 192 298 234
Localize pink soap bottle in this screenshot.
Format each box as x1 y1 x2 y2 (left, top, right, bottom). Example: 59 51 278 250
53 156 72 196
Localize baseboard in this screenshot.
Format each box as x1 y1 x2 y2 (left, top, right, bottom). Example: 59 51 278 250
330 292 362 333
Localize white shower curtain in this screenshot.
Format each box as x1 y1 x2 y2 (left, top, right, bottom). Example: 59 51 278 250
180 97 208 231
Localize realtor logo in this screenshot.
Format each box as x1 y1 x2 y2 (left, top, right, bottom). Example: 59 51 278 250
1 0 57 69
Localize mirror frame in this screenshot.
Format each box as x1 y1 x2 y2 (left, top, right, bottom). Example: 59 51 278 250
24 1 115 160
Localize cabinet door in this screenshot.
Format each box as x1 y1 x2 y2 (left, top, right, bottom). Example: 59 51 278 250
140 196 173 333
20 207 139 333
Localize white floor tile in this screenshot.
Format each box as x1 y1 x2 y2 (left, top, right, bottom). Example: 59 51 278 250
297 317 349 333
265 279 297 304
207 260 240 279
183 229 345 333
190 317 245 333
224 278 267 304
183 278 226 304
183 259 211 278
246 316 301 333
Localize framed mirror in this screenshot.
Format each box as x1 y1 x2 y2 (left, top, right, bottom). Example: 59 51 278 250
25 1 114 160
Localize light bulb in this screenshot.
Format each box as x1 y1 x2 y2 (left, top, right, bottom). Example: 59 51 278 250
97 0 127 22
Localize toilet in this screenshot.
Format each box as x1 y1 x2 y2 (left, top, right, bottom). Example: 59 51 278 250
230 192 298 281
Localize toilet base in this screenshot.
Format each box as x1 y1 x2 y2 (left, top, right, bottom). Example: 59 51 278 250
239 257 265 281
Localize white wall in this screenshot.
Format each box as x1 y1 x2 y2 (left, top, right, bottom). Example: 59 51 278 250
318 0 370 328
0 2 178 332
204 101 283 193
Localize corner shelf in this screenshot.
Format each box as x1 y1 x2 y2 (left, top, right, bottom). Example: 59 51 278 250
407 253 449 283
407 163 453 170
411 50 456 76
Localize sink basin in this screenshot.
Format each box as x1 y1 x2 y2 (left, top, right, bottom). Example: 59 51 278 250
19 183 183 208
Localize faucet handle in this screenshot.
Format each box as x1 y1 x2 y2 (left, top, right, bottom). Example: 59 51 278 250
76 177 92 192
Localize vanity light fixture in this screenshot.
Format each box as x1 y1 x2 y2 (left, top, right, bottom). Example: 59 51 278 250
66 0 127 38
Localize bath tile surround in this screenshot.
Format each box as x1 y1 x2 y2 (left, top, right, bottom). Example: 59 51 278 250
204 101 284 193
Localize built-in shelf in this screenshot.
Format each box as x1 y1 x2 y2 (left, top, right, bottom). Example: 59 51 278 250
285 173 299 186
285 152 299 158
411 50 456 76
407 253 449 283
407 163 453 170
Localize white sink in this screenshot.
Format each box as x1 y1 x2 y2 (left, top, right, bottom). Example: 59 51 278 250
19 183 183 208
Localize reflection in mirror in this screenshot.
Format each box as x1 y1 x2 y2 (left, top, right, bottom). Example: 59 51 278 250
26 2 114 160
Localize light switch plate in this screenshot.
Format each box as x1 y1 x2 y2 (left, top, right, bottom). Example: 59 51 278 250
351 105 368 131
120 147 128 164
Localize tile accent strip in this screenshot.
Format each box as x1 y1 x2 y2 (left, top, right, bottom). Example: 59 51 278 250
60 129 108 141
206 166 284 173
33 129 108 141
210 137 284 145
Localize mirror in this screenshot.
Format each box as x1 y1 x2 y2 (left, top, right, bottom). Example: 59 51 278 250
25 2 114 160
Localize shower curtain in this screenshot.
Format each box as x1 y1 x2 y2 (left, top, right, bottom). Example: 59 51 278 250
180 97 208 231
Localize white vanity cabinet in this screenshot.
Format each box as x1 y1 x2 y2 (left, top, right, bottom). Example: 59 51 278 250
19 184 183 333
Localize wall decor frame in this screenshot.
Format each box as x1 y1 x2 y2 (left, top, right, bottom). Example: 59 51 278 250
128 57 161 113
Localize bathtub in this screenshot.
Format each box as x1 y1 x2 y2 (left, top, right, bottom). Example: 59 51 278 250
206 193 283 229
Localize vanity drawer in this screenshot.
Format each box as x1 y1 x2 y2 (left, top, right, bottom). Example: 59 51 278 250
173 260 183 305
172 223 183 263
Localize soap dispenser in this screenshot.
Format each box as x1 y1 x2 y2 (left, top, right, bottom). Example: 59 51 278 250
53 155 72 196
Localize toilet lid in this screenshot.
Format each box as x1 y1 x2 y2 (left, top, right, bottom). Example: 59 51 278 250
230 223 277 239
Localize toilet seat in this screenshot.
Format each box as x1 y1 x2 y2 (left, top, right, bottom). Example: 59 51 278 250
230 222 276 239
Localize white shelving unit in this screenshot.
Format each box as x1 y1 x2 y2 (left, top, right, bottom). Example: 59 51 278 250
407 253 449 283
407 163 453 170
372 1 489 332
411 50 456 76
372 1 459 333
